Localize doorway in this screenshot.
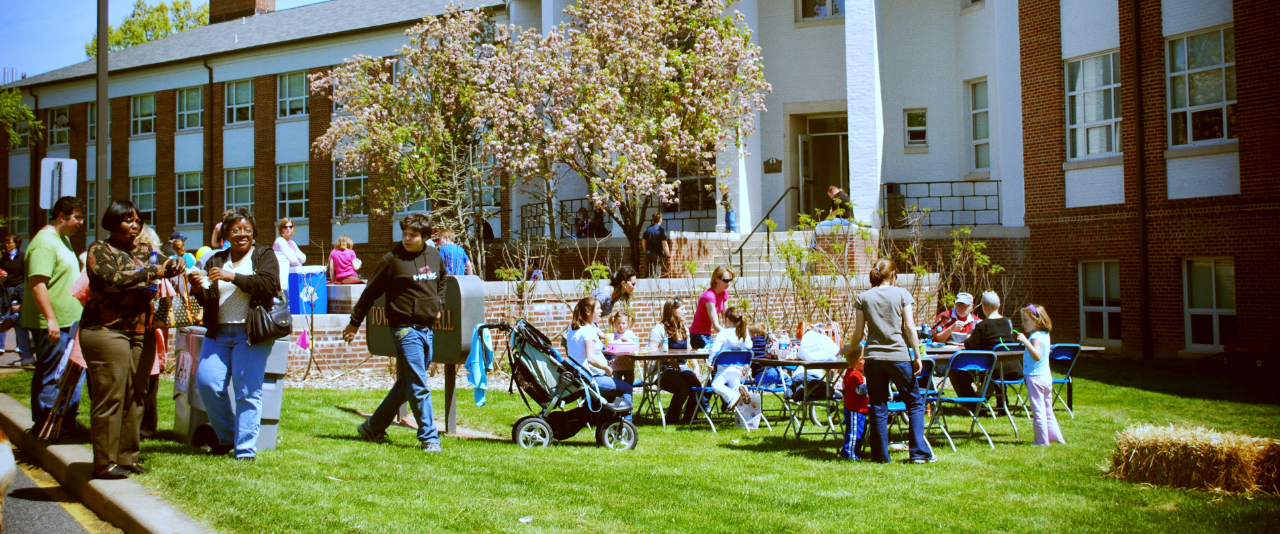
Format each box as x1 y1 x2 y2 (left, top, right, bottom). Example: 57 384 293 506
798 115 849 219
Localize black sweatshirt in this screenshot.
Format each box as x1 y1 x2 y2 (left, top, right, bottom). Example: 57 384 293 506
349 243 447 330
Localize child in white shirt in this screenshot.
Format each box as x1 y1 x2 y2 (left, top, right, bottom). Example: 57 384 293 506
608 311 639 383
709 307 753 408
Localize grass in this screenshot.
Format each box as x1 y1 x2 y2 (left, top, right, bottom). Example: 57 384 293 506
5 358 1280 533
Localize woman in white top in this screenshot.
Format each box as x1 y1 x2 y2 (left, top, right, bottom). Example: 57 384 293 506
272 217 307 268
565 297 632 418
647 297 702 425
708 307 753 408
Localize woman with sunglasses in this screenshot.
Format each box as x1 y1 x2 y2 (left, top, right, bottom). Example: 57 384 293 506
272 218 307 268
590 265 637 316
689 266 733 350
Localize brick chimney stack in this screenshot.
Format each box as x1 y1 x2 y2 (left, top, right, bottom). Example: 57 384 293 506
209 0 275 24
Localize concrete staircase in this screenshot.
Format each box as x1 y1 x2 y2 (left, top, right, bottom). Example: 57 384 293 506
695 230 814 277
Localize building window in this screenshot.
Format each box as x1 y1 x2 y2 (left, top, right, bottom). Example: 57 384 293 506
225 168 254 211
88 103 110 142
130 176 156 225
226 80 254 124
278 71 309 118
1184 258 1235 348
800 0 844 20
904 109 927 147
13 121 30 149
176 172 203 226
1067 51 1121 159
8 188 29 236
177 87 203 130
48 106 70 146
334 168 366 217
277 163 309 219
87 179 108 232
131 94 155 136
1080 261 1121 342
970 80 990 170
1167 27 1235 146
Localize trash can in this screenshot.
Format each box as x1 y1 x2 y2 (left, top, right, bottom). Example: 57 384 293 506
173 326 289 452
287 266 327 315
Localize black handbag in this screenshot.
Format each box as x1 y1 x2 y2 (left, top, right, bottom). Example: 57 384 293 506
248 290 292 345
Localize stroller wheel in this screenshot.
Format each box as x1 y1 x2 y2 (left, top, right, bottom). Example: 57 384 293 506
595 419 638 450
512 416 553 448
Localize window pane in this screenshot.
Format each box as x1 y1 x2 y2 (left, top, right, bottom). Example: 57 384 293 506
1083 90 1108 123
1082 56 1106 89
1190 108 1224 141
1224 66 1235 101
1226 104 1237 139
1170 112 1188 145
907 130 926 143
1188 69 1224 106
1069 128 1083 158
1114 87 1122 118
1107 311 1122 341
1189 314 1214 345
1215 259 1234 309
1224 28 1234 63
973 111 989 140
1067 61 1081 92
974 143 989 169
1112 52 1120 81
187 89 201 110
1068 95 1080 126
1106 261 1120 306
1084 262 1104 307
906 112 926 128
1187 259 1214 309
1187 31 1223 70
971 82 988 110
1169 75 1187 109
1218 315 1237 345
1168 39 1186 73
1086 126 1109 155
236 82 252 103
1084 311 1104 339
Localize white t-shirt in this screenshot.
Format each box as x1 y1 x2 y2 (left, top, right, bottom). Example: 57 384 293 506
709 328 752 366
566 325 606 377
217 254 256 324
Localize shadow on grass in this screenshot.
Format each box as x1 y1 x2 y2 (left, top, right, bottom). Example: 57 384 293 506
1070 358 1280 405
717 435 841 461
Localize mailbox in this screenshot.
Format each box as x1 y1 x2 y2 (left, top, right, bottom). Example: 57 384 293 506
365 275 485 364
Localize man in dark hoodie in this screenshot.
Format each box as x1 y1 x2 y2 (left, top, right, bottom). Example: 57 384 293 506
344 213 448 453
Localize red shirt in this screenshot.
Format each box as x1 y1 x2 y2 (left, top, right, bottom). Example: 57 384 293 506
932 309 979 344
842 368 869 413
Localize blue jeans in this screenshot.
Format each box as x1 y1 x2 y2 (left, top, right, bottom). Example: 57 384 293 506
810 218 853 247
196 324 272 458
32 325 82 434
690 333 714 350
368 326 438 444
865 359 934 463
1 327 32 361
725 210 737 232
841 409 867 459
592 375 633 421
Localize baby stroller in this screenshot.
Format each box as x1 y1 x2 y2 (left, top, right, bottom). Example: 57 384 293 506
479 320 638 450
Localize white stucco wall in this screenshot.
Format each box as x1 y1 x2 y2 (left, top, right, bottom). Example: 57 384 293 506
844 0 883 227
86 144 110 183
1167 152 1239 199
1061 0 1121 59
275 119 310 164
1162 0 1233 37
1065 164 1124 207
223 125 255 168
174 132 204 173
8 154 30 188
129 137 157 177
508 0 542 30
991 0 1024 226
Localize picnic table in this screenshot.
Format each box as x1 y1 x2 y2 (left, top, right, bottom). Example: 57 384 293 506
754 358 846 441
603 348 709 426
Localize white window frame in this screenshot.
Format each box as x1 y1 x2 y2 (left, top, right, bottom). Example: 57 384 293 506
176 172 203 226
130 176 156 225
1066 51 1122 160
13 121 30 149
1166 26 1236 147
1079 260 1122 344
87 102 110 142
904 108 927 147
47 106 70 146
277 163 309 220
177 87 204 130
1182 257 1235 350
334 167 367 217
131 94 155 136
969 79 990 170
225 80 254 124
224 168 254 212
798 0 845 21
277 71 309 118
87 178 108 232
8 188 29 236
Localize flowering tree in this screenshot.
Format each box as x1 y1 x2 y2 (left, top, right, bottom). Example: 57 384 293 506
312 4 497 270
479 0 771 268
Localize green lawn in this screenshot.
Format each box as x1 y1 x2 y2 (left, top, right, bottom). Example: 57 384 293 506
6 358 1279 533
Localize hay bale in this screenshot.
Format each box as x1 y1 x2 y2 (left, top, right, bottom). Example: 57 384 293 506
1108 424 1280 494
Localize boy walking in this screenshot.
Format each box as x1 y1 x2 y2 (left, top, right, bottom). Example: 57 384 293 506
344 213 448 452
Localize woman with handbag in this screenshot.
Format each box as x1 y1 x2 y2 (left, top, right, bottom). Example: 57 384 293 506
80 200 185 479
188 208 284 460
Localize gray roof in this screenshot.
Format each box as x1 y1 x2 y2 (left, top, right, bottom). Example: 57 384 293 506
6 0 503 89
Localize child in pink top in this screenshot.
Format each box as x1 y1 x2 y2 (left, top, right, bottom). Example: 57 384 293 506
329 235 363 284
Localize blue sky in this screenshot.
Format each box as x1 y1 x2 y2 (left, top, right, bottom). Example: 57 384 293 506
0 0 326 81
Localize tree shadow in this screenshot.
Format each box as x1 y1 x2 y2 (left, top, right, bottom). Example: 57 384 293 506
1068 358 1280 406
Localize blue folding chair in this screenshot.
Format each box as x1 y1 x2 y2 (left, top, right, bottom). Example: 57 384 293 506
932 351 1004 450
689 350 756 433
746 364 792 427
1048 343 1081 419
991 343 1030 420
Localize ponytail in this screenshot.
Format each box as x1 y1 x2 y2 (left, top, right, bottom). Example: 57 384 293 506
726 307 747 341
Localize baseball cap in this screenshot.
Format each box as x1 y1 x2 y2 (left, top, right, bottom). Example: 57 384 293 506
954 292 974 306
170 232 188 241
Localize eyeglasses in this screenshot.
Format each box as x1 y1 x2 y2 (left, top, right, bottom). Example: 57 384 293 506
718 276 733 283
229 228 254 236
284 224 294 229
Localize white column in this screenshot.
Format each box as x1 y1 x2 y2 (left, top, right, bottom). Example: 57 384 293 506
844 0 884 228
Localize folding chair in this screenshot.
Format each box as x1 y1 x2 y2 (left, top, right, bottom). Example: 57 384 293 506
689 350 755 433
1048 343 1081 419
932 351 1005 450
888 358 938 443
745 364 792 428
991 343 1029 420
634 359 668 427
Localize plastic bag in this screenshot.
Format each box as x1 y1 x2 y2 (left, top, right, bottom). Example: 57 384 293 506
735 391 763 430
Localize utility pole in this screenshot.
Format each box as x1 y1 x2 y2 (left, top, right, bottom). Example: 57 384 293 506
95 0 109 242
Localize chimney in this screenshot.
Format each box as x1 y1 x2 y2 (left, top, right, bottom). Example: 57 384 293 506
209 0 275 24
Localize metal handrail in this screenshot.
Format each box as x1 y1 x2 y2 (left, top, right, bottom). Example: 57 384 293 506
732 186 798 274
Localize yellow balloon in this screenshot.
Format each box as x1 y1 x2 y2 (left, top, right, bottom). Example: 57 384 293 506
195 246 213 260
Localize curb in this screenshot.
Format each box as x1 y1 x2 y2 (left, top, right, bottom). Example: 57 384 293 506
0 394 210 534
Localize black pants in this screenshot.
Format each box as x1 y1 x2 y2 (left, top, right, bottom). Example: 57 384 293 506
660 368 701 423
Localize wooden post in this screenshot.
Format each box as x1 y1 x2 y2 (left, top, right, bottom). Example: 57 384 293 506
445 364 457 435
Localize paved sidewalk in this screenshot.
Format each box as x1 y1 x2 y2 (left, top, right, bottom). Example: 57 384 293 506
5 447 120 534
